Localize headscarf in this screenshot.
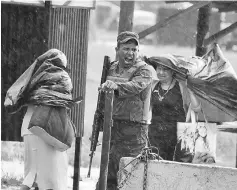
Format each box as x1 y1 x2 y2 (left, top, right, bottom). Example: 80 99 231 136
4 49 75 113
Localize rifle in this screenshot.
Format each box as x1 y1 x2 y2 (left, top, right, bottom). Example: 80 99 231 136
87 56 111 178
98 90 114 190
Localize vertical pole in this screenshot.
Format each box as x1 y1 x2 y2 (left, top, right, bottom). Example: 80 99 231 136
236 134 237 168
73 137 82 190
118 0 135 34
99 91 114 190
44 0 50 47
196 4 211 56
116 0 135 60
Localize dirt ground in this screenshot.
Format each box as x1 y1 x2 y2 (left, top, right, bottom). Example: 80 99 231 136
1 160 99 190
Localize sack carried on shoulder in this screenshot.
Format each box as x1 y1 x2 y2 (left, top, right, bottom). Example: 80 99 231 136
28 105 76 152
173 106 217 163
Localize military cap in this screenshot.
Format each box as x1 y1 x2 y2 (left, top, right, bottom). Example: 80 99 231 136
117 31 139 46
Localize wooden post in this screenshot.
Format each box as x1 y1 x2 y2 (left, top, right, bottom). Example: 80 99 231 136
98 90 114 190
196 4 211 56
44 0 50 46
73 137 82 190
236 135 237 168
118 0 135 34
204 22 237 46
139 2 210 39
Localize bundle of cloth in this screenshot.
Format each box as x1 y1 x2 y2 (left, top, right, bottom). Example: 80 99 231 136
146 43 237 123
4 48 75 112
4 49 82 151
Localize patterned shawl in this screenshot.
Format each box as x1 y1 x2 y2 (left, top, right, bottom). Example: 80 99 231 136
4 49 75 113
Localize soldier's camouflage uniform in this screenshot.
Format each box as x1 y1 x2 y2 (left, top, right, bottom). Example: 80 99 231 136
104 59 156 190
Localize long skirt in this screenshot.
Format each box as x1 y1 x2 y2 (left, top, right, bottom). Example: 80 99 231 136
22 135 68 190
148 121 177 161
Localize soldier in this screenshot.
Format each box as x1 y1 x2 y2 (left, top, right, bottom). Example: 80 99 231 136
99 31 157 190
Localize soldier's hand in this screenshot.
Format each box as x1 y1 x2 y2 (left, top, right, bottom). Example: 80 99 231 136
101 80 118 90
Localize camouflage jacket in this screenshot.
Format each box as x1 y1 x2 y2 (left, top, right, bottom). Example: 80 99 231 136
107 59 157 124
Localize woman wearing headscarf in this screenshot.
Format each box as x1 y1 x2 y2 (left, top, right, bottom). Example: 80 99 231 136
4 49 76 190
146 55 201 161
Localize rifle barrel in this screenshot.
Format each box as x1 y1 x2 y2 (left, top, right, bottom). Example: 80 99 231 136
87 152 94 178
87 56 112 181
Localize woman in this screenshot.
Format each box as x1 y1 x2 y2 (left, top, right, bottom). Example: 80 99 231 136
4 49 74 190
147 55 201 161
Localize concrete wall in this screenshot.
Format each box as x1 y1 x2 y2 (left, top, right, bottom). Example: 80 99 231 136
118 158 237 190
216 124 237 168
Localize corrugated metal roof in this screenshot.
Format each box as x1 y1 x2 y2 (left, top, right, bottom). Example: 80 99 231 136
1 0 95 9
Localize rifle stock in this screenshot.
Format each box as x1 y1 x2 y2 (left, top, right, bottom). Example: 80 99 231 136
87 56 111 177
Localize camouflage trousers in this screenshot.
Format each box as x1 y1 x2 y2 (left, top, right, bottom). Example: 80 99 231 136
96 120 148 190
